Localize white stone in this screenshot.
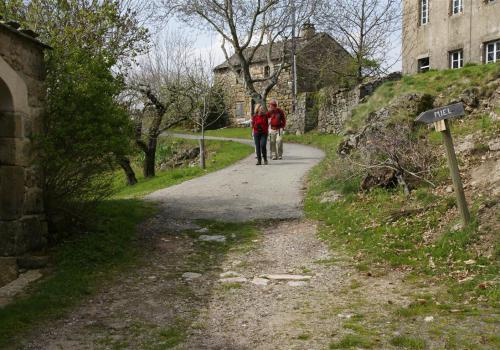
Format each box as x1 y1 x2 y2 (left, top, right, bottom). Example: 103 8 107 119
220 271 241 278
287 281 308 287
260 274 312 281
219 277 247 283
182 272 202 280
251 277 269 286
199 235 226 243
195 227 209 233
424 316 434 322
488 138 500 152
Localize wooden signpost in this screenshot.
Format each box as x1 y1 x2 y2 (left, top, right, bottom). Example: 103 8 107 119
416 103 471 226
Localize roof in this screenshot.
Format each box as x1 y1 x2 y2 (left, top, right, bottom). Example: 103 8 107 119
213 32 348 71
0 19 51 49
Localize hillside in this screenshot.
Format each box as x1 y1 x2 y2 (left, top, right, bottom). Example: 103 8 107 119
295 63 499 348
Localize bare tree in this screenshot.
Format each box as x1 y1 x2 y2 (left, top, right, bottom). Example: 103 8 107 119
163 0 317 109
316 0 402 83
186 55 227 169
126 32 196 178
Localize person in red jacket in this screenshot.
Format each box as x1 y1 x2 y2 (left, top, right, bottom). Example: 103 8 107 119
251 104 269 165
267 99 286 160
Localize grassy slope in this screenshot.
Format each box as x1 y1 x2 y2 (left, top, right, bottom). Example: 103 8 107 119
305 65 500 348
113 138 253 198
0 137 253 348
0 200 154 348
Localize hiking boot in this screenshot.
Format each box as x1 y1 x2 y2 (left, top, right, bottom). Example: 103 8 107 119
278 156 282 160
272 157 277 160
256 161 262 165
264 159 268 165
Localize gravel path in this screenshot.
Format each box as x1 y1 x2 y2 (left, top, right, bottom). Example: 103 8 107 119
147 135 325 222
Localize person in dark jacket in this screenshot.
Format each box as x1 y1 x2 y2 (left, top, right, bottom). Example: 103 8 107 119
251 104 269 165
267 99 286 160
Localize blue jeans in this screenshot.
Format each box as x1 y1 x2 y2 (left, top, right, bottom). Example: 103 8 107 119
254 133 268 163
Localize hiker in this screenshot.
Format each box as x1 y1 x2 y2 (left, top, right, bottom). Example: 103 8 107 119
267 99 286 160
251 104 269 165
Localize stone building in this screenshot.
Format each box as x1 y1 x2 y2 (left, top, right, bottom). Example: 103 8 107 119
402 0 500 74
214 23 352 123
0 21 49 285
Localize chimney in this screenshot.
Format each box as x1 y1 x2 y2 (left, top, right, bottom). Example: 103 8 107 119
301 22 316 40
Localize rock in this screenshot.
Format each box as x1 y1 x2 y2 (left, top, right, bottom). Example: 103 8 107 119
182 272 202 280
446 186 454 193
0 270 43 302
287 281 308 287
251 277 269 286
195 227 209 234
0 257 18 287
360 168 398 192
455 135 475 154
17 255 49 270
424 316 434 322
320 190 342 204
470 159 500 196
219 277 247 283
337 313 354 319
488 138 500 152
220 271 241 278
198 235 226 243
259 274 312 281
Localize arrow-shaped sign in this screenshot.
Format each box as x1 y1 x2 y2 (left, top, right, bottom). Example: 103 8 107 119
415 103 465 124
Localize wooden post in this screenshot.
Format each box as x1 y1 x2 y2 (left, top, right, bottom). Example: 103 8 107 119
441 119 470 226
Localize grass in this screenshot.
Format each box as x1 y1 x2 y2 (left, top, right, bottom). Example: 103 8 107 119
113 137 253 198
348 63 500 130
0 199 155 348
390 335 426 349
330 334 373 349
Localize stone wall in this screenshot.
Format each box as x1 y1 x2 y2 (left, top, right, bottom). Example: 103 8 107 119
317 73 402 134
287 92 318 134
0 23 48 274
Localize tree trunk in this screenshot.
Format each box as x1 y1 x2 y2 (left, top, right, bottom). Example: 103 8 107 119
199 134 206 169
117 156 138 186
143 148 156 178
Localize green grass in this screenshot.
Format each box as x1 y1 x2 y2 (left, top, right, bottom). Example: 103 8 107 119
113 138 253 198
0 199 155 348
330 334 373 349
171 127 252 139
348 63 500 130
390 335 426 349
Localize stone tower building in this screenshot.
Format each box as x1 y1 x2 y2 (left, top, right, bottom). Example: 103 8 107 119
214 24 352 124
0 20 49 284
402 0 500 74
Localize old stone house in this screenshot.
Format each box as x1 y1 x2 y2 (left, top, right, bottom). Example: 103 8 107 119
214 23 352 124
402 0 500 74
0 21 49 285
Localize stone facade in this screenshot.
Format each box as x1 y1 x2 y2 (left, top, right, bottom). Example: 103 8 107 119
0 22 49 266
214 25 352 124
402 0 500 74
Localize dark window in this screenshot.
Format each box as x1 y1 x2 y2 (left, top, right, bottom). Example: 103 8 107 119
418 57 430 73
264 66 270 77
485 40 500 63
451 0 463 15
420 0 429 25
449 50 463 69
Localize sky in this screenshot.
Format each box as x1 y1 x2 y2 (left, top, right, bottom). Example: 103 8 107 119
162 16 403 74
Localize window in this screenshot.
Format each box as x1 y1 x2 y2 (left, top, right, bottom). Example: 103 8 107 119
485 40 500 63
452 0 463 14
235 102 244 117
449 50 463 69
420 0 429 25
418 57 430 73
264 65 270 77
